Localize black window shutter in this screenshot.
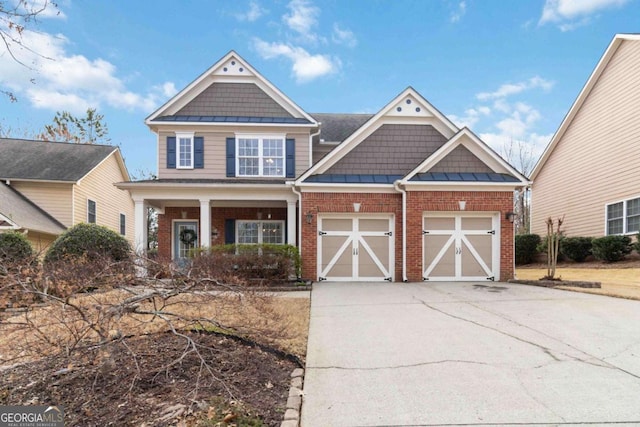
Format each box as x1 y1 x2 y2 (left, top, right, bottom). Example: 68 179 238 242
194 136 204 168
286 138 295 178
167 136 176 169
226 137 236 177
224 219 236 244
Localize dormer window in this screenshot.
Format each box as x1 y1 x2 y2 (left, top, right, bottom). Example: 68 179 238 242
176 132 195 169
236 135 285 177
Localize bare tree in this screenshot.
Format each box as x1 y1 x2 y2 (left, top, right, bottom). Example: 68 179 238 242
502 138 535 234
38 108 110 144
543 216 564 280
0 0 60 102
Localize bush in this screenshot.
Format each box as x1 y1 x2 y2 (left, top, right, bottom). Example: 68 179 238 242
0 231 34 263
515 234 541 265
537 233 566 262
45 223 131 264
635 233 640 254
560 237 593 262
190 244 301 284
591 235 632 262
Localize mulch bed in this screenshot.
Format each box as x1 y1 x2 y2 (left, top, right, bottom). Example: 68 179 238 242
0 331 300 426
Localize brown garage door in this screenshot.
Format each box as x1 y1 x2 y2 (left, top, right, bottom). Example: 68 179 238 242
318 215 394 281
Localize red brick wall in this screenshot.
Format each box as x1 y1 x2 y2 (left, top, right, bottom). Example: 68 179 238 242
157 206 287 259
406 191 514 281
301 193 403 281
300 190 514 282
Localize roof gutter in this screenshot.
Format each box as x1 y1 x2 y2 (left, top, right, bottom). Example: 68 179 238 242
393 180 409 282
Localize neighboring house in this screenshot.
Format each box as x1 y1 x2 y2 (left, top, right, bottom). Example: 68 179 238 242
118 51 528 282
531 34 640 238
0 138 134 253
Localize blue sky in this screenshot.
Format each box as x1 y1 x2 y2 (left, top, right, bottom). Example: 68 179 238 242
0 0 637 176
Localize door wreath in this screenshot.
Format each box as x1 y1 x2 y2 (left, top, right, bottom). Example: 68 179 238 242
179 228 197 245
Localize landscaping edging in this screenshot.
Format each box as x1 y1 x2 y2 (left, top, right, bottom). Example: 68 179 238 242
509 279 601 288
281 367 304 427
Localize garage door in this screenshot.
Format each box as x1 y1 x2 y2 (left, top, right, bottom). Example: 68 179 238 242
318 216 394 281
423 213 499 281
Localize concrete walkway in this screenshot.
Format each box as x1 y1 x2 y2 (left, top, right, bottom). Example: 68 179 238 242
301 281 640 426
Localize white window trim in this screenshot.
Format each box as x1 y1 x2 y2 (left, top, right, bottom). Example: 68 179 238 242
235 134 286 178
119 213 126 236
176 132 195 169
87 199 97 223
236 220 285 245
605 194 640 236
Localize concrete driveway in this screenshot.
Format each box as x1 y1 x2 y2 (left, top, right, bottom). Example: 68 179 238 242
301 282 640 426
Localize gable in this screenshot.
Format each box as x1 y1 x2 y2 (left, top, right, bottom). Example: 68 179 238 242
325 124 448 175
0 183 66 235
428 145 492 173
175 83 294 118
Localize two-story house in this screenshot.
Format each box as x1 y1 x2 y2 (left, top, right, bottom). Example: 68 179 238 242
118 51 529 282
0 138 134 253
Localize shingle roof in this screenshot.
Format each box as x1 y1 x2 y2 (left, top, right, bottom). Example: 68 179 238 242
304 174 403 184
129 178 288 185
0 183 66 235
311 113 374 142
151 115 313 124
410 172 521 182
0 138 117 182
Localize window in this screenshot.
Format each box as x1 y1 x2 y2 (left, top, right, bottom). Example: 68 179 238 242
606 196 640 235
177 132 194 169
236 220 284 244
87 199 96 223
119 213 126 235
236 135 284 177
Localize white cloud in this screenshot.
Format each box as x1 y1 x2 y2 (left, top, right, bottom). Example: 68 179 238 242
332 23 357 48
253 39 339 83
539 0 628 30
450 1 467 23
235 1 266 22
0 27 174 113
283 0 320 42
476 76 554 101
449 106 491 129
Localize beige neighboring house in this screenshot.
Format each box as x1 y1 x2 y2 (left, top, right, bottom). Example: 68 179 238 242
531 33 640 238
0 138 134 253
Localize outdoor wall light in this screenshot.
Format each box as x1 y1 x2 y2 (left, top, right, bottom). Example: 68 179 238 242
505 211 516 223
306 211 314 224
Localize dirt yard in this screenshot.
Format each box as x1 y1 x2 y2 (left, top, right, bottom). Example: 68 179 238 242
516 258 640 300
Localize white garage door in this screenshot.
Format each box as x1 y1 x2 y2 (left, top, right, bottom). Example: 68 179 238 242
318 215 394 281
423 213 499 281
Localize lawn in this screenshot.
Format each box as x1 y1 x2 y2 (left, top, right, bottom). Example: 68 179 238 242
516 267 640 300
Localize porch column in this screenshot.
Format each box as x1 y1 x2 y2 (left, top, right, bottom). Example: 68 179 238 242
133 199 148 255
199 199 211 248
287 201 296 245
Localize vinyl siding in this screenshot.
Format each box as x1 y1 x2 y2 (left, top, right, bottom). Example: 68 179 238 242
11 182 73 227
158 128 310 179
26 231 57 256
73 154 135 243
532 39 640 237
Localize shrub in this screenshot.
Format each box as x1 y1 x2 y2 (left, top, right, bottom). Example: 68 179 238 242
537 233 566 262
0 231 34 264
635 233 640 254
190 244 301 284
515 234 541 265
591 235 632 262
45 223 131 264
560 237 593 262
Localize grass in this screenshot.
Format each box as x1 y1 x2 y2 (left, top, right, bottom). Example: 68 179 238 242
516 267 640 300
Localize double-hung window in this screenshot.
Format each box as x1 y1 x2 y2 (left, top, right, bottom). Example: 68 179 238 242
176 132 194 169
606 196 640 235
119 213 126 235
87 199 97 224
236 135 285 177
236 220 284 244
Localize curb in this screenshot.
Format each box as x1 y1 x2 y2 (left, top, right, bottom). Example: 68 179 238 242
509 279 601 288
281 367 304 427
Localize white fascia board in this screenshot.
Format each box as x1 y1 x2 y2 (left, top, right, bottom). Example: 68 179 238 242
531 34 634 180
295 87 460 184
146 51 317 126
0 212 19 228
147 121 317 130
77 148 121 185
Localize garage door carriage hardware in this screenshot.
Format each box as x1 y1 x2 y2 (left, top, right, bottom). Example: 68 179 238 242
487 230 496 235
318 231 327 236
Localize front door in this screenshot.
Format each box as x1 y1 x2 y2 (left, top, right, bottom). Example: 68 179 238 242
423 214 499 281
173 221 198 262
318 215 394 281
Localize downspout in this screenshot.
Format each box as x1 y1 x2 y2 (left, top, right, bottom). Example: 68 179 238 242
393 180 409 282
309 125 321 168
290 183 303 260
